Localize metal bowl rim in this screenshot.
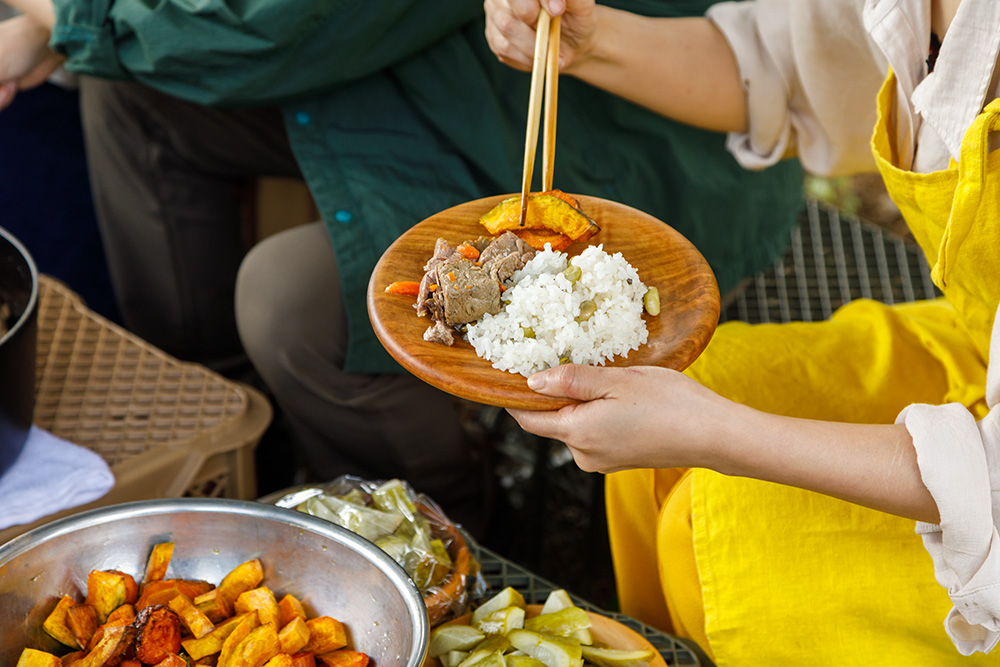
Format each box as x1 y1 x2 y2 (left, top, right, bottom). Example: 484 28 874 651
0 224 39 348
0 497 429 666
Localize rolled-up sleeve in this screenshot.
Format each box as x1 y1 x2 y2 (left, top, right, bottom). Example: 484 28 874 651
50 0 126 79
706 0 886 176
896 304 1000 655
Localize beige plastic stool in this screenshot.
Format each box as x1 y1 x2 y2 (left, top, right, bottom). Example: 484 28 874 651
0 276 272 543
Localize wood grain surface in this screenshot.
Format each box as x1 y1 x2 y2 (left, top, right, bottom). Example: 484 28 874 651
423 604 668 667
367 194 720 410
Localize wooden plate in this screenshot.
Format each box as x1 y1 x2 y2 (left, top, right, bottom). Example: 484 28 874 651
367 194 719 410
424 604 667 667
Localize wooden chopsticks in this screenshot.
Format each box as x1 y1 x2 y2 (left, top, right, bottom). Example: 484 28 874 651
519 10 561 226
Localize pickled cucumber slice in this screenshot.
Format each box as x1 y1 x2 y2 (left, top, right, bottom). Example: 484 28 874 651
506 630 583 667
537 590 592 645
476 606 526 636
458 634 512 667
471 587 526 625
462 653 507 667
442 651 470 667
580 646 654 667
506 656 547 667
523 608 591 638
429 625 486 658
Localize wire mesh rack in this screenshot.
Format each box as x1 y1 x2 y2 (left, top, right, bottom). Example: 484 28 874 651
720 198 940 325
467 539 703 666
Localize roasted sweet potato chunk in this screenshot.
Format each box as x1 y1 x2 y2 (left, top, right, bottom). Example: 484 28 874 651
217 613 259 667
315 650 368 667
479 191 599 250
217 560 264 608
262 654 293 667
133 605 182 665
181 612 257 661
86 571 139 624
168 594 214 639
78 625 136 667
17 649 62 667
151 655 186 667
276 595 306 628
276 617 309 655
303 617 346 654
234 587 279 629
223 625 280 667
61 652 87 667
65 604 99 651
143 543 174 583
194 589 233 624
43 596 81 649
137 579 213 610
289 654 315 667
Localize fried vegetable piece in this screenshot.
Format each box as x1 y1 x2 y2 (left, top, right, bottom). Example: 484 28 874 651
17 649 62 667
88 605 136 651
277 594 306 628
217 560 265 608
218 613 260 667
43 596 81 648
86 570 139 624
119 661 141 667
181 612 257 661
137 579 214 610
78 625 137 667
289 654 315 667
315 650 368 667
509 229 575 252
168 594 215 639
152 656 187 667
224 625 281 667
479 191 599 249
65 603 99 651
61 652 87 667
144 543 175 583
194 589 233 624
303 617 347 654
277 617 310 655
234 587 280 628
263 655 293 667
133 605 182 665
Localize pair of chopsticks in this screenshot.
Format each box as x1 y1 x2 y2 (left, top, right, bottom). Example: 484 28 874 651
519 10 561 226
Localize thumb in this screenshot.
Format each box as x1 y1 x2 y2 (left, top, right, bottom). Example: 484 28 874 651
525 363 613 402
542 0 566 16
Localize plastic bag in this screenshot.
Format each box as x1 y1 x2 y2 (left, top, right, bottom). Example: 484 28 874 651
273 475 487 625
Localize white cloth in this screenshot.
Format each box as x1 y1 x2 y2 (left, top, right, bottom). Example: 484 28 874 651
707 0 1000 176
708 0 1000 654
0 425 115 531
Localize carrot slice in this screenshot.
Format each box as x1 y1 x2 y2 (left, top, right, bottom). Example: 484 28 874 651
384 281 421 296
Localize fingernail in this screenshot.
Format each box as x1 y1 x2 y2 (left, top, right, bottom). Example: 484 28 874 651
527 373 546 391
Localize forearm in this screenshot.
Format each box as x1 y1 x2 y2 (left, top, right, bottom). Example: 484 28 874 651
565 7 747 134
713 403 940 524
4 0 54 29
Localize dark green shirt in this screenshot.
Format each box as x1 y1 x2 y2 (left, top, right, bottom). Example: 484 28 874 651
50 0 803 373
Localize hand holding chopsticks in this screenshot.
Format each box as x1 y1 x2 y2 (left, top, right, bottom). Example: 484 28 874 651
519 9 561 226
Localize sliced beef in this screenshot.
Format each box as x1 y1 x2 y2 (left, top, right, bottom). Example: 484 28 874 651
417 232 536 345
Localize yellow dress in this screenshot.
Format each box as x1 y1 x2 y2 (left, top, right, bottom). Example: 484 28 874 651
606 73 1000 665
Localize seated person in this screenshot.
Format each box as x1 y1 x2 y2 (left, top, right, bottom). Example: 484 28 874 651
0 0 804 532
487 0 1000 661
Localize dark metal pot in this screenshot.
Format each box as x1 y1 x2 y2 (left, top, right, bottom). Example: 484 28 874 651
0 226 38 477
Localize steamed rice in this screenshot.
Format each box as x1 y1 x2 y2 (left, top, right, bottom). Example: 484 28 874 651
466 244 648 377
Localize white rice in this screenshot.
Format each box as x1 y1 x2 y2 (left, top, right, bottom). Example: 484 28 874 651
466 244 648 377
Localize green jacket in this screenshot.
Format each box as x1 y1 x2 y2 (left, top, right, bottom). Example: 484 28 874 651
50 0 803 373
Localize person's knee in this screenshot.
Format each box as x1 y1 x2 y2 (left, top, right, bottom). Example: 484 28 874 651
235 223 344 380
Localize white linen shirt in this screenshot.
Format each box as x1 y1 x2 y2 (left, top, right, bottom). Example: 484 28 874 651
708 0 1000 654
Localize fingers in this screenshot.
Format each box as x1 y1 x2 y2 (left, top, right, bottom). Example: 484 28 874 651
525 363 619 402
484 0 543 70
0 81 16 111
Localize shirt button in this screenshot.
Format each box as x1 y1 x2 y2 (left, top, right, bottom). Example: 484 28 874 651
295 111 312 126
334 209 353 223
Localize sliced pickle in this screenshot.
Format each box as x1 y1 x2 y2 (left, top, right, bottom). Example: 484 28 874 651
429 625 486 658
476 606 526 636
580 646 654 667
506 656 547 667
523 608 591 639
458 636 512 667
442 652 471 667
472 587 526 625
506 630 583 667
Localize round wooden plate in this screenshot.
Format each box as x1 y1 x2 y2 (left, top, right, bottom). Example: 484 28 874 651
367 194 720 410
424 604 668 667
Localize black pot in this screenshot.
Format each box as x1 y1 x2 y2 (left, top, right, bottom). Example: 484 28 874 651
0 226 38 477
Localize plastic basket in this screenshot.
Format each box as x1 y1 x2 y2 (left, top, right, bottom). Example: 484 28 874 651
0 276 272 543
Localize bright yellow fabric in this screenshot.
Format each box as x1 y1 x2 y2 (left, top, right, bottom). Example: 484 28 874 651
606 72 1000 665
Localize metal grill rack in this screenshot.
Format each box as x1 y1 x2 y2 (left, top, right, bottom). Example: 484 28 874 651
468 540 703 666
721 198 939 325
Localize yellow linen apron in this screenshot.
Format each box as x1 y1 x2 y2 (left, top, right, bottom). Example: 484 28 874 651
607 72 1000 665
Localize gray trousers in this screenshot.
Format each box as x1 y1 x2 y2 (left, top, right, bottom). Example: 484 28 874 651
79 77 490 530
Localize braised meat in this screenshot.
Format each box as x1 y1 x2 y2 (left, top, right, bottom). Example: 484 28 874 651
418 231 536 345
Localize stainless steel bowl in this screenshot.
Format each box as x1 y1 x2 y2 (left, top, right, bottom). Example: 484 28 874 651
0 498 429 666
